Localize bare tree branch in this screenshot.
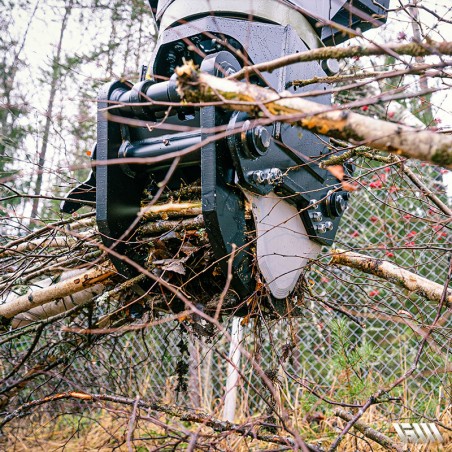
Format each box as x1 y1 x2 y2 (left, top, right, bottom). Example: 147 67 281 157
176 63 452 168
0 390 322 451
334 409 403 451
0 263 115 321
230 40 452 81
330 248 452 306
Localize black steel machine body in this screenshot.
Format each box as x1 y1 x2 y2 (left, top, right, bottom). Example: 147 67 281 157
62 0 389 300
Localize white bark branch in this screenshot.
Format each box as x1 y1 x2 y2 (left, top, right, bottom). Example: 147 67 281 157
0 263 116 320
11 283 105 328
330 248 452 306
176 64 452 168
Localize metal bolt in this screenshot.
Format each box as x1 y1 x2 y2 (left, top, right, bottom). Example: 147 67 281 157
322 58 340 76
251 170 265 184
268 168 282 184
254 126 271 152
250 168 282 185
309 200 318 209
315 223 327 234
174 42 185 53
166 51 177 64
309 211 323 222
324 221 334 231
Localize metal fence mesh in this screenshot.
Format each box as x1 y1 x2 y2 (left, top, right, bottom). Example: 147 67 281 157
2 161 450 421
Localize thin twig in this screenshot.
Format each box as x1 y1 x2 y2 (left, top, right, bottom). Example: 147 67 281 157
230 40 452 81
126 395 140 452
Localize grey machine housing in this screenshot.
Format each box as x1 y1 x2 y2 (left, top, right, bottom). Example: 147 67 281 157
149 0 389 45
63 0 389 305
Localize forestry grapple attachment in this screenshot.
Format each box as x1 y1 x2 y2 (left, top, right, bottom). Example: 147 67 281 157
62 0 389 301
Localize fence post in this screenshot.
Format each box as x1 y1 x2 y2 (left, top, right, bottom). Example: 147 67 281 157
222 317 243 421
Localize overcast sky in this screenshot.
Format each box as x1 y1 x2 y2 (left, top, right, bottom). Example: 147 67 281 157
12 0 452 194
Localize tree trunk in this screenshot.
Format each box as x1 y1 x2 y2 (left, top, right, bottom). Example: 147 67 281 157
30 1 73 220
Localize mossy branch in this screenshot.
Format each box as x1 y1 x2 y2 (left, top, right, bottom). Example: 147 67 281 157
176 63 452 168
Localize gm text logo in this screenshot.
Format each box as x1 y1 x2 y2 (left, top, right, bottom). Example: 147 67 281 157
393 423 443 444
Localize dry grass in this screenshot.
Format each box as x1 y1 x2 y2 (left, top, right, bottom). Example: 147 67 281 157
2 403 450 451
320 405 452 452
1 408 276 451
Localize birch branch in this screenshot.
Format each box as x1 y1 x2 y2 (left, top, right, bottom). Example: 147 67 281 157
11 283 105 328
290 63 447 88
330 248 452 306
394 157 452 217
0 202 209 326
176 63 452 168
334 409 403 452
0 212 95 252
138 214 204 236
0 230 99 258
141 201 202 221
230 40 452 80
0 263 116 321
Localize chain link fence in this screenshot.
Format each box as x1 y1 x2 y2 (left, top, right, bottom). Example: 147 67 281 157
2 161 450 422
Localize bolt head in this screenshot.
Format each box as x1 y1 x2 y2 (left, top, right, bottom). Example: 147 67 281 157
256 127 271 148
250 126 271 155
322 59 340 75
310 211 323 222
251 170 264 184
315 223 327 234
335 195 347 214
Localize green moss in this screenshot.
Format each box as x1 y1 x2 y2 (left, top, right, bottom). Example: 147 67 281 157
431 145 452 167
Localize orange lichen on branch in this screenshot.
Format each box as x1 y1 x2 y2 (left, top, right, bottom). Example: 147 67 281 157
66 391 94 400
301 115 348 135
176 64 452 169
